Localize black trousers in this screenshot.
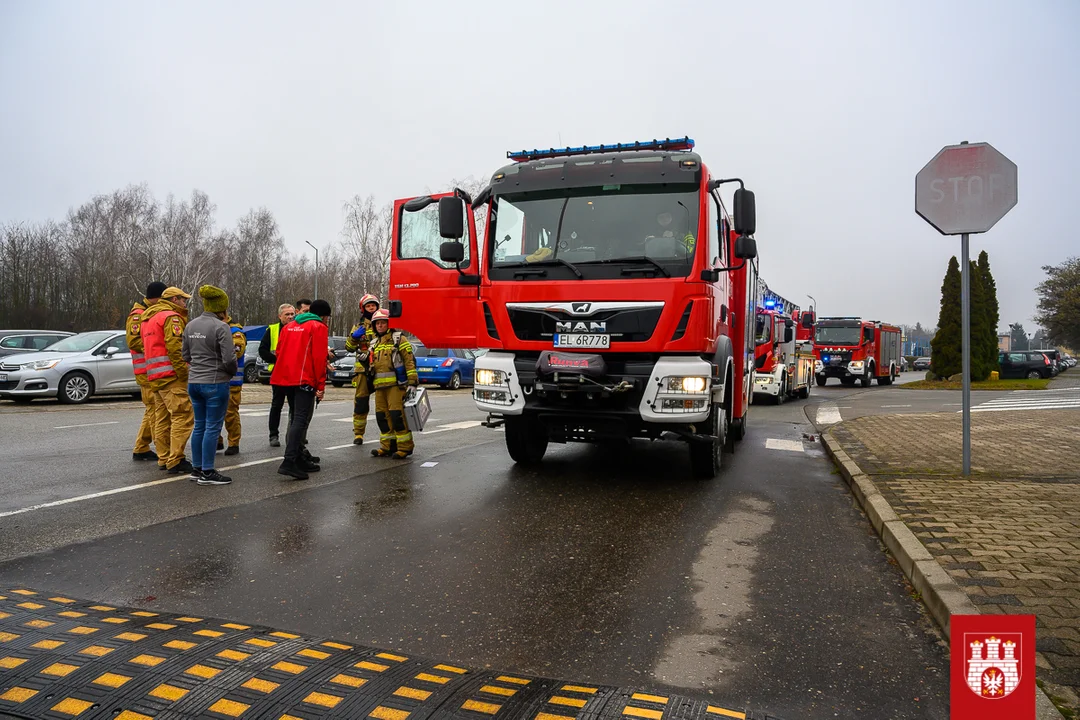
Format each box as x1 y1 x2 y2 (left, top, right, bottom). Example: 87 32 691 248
268 385 294 438
282 386 316 464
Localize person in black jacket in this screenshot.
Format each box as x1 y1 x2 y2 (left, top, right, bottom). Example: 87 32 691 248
259 303 295 447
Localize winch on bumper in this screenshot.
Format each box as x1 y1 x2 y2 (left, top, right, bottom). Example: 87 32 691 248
472 351 716 440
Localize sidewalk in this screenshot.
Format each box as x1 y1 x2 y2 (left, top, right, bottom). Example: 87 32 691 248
824 409 1080 717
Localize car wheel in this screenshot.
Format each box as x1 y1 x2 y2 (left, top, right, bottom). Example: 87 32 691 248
448 372 461 390
1027 370 1042 379
244 364 259 384
58 372 94 404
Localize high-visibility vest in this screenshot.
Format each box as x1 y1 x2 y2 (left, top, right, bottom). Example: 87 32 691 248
230 326 245 387
142 310 179 382
128 306 147 380
268 323 281 372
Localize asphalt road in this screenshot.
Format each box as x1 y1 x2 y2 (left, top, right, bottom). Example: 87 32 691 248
0 380 951 719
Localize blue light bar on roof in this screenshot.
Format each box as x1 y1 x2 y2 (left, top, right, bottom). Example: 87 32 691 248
507 136 695 162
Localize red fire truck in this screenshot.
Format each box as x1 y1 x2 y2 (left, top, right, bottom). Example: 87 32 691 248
813 317 902 387
387 137 759 478
752 281 815 404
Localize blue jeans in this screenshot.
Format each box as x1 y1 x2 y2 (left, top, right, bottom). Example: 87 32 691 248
189 383 231 470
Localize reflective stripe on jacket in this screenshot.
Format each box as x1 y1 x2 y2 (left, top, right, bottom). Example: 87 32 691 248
268 323 281 372
142 310 179 382
230 325 245 387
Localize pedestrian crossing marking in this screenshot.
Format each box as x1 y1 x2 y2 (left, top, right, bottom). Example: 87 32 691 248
970 388 1080 413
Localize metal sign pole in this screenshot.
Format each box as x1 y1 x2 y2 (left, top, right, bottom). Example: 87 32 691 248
961 232 971 476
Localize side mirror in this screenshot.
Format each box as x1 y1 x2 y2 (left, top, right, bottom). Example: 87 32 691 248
700 268 720 283
388 300 403 318
105 346 120 356
403 195 436 213
784 327 794 344
734 235 757 260
438 196 464 239
801 311 815 329
733 188 756 236
440 241 465 264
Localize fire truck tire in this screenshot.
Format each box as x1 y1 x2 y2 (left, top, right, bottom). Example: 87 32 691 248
860 368 873 388
816 375 828 387
690 401 727 480
798 382 810 399
732 416 745 441
878 367 894 386
774 376 786 405
504 415 548 466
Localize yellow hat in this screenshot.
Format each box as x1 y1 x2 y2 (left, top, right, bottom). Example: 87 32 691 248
162 286 192 300
199 285 229 313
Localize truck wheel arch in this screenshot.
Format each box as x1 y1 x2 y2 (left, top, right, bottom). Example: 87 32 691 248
710 335 735 409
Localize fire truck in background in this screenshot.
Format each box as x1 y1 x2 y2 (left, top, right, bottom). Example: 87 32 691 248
386 137 760 479
813 317 902 387
752 281 815 404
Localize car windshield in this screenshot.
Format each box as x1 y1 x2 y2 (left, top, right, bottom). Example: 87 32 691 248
754 313 772 346
815 325 862 345
490 185 699 276
43 331 114 353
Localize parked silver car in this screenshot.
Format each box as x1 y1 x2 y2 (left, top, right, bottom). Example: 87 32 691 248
0 330 138 404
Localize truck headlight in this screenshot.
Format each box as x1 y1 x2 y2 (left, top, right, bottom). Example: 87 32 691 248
665 376 708 393
848 361 864 371
814 360 823 372
475 368 508 386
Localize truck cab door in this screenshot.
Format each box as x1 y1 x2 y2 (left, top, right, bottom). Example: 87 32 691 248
388 192 481 349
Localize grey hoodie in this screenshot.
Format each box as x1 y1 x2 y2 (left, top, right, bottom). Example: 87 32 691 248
181 312 237 384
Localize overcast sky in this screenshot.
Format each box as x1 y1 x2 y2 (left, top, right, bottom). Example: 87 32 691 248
2 0 1077 332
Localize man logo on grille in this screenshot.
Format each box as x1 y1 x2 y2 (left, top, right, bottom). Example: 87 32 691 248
571 302 592 314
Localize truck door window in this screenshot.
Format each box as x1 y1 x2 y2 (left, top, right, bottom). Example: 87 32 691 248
400 200 471 269
754 313 771 345
863 327 874 344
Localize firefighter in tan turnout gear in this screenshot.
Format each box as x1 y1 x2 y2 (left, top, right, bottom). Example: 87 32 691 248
221 316 246 455
345 293 380 444
140 286 195 474
367 309 418 458
126 281 170 463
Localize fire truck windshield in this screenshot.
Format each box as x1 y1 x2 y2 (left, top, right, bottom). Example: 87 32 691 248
755 313 772 346
815 325 862 345
488 185 699 279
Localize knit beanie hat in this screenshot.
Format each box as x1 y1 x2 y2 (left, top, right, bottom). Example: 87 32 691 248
199 285 229 313
310 299 332 317
145 281 167 300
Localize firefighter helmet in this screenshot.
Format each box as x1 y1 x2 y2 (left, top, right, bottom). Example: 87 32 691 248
359 293 380 309
371 309 390 323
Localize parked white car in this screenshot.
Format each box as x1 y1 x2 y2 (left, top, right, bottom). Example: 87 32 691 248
0 330 138 404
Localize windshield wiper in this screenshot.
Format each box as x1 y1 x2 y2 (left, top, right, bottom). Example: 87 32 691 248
500 258 583 279
580 256 671 277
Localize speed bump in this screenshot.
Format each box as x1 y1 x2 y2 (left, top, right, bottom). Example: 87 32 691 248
0 589 782 719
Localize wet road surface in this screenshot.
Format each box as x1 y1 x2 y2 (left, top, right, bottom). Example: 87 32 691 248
0 386 950 718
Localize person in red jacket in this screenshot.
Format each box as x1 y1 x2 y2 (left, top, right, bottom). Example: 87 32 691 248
271 299 332 480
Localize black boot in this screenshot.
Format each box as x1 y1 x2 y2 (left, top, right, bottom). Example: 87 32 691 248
132 450 158 461
224 445 240 456
277 461 309 480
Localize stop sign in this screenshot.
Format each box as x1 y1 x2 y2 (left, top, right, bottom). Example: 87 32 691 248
915 142 1018 235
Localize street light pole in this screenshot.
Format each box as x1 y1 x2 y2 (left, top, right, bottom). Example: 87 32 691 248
806 294 816 314
304 241 319 299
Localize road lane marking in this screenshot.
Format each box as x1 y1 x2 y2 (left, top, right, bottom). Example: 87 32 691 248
765 439 804 453
0 423 488 519
325 443 361 450
814 404 842 426
880 404 912 408
53 421 120 430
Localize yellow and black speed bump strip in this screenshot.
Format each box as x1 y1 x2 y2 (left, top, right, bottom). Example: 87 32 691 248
0 589 783 720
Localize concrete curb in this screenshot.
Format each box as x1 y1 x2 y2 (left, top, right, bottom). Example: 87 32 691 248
820 430 1066 719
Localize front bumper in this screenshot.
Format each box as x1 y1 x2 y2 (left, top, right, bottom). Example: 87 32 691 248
753 372 782 396
472 352 713 424
0 369 59 398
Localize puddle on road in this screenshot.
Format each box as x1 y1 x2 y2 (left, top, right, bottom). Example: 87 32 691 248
652 496 774 688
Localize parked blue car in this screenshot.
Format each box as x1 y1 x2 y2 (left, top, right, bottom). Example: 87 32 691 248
414 346 476 390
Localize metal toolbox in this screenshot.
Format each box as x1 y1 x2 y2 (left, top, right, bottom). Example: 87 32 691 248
403 386 432 432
